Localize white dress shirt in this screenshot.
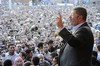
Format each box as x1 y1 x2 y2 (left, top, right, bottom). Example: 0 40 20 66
71 22 85 34
1 52 19 63
97 51 100 62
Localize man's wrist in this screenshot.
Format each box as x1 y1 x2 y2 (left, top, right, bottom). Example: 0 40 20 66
58 27 64 32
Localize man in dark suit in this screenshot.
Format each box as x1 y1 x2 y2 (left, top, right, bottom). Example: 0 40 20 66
56 7 94 66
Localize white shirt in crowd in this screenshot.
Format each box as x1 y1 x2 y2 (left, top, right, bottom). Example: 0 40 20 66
97 52 100 62
1 52 19 63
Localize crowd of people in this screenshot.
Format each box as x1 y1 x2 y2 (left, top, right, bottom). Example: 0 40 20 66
0 39 59 66
0 1 100 66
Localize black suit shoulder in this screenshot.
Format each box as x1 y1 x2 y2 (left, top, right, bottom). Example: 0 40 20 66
59 22 94 48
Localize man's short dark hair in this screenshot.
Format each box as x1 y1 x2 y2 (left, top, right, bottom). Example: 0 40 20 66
4 59 12 66
37 42 43 48
25 48 32 54
51 52 58 58
48 40 53 45
20 51 26 58
24 61 32 66
74 7 87 21
9 30 14 33
8 44 15 48
32 56 40 65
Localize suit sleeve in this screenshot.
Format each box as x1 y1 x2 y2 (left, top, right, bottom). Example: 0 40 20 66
59 27 93 48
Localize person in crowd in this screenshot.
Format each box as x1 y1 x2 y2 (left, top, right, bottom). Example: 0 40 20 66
37 42 44 54
24 61 32 66
7 30 16 41
1 44 19 64
95 24 100 31
31 56 40 66
97 33 100 45
0 59 3 66
13 57 24 66
32 44 38 57
15 44 22 54
97 45 100 62
19 51 26 62
91 51 100 66
25 48 33 62
4 59 12 66
56 7 94 66
2 39 7 49
48 40 56 53
50 52 58 65
43 44 51 60
52 56 59 66
38 54 50 66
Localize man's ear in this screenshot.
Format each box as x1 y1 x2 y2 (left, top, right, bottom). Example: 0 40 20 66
78 15 83 22
78 15 82 20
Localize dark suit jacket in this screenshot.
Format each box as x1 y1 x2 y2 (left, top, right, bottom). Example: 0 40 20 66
59 22 94 66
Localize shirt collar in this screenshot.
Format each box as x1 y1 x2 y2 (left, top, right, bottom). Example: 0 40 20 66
71 22 85 33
